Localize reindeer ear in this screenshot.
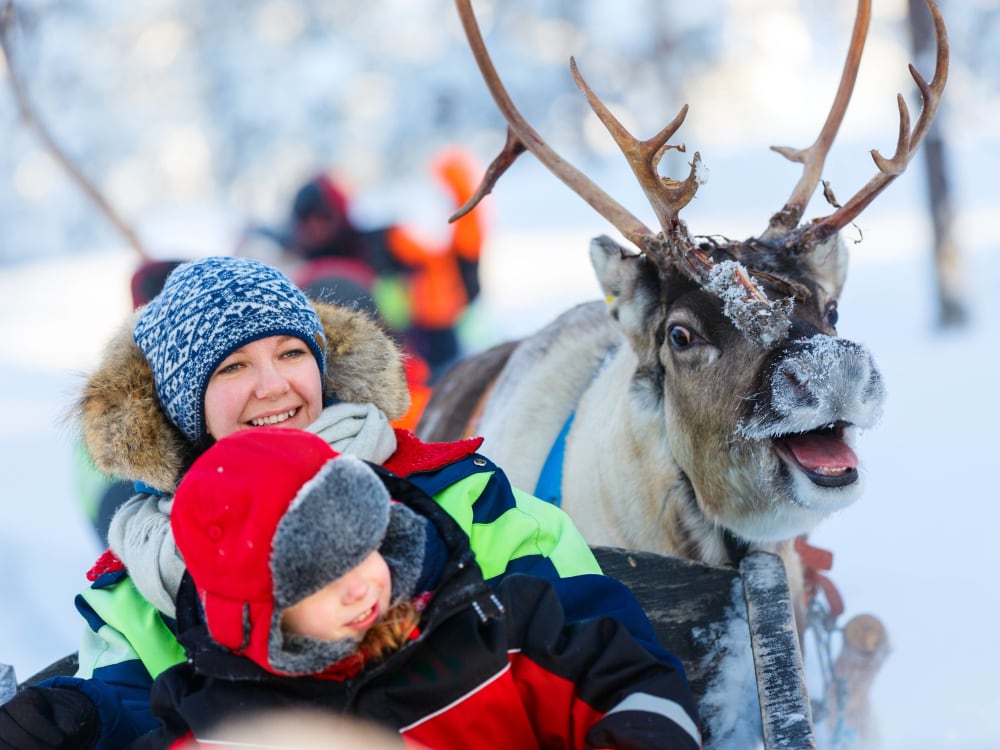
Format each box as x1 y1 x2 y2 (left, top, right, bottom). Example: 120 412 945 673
802 233 849 301
589 235 639 306
589 235 664 351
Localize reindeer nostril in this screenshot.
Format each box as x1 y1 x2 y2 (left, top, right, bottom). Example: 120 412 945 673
863 369 886 405
775 363 818 409
784 369 805 391
784 368 810 398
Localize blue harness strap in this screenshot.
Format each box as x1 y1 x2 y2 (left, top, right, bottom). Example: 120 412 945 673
531 343 617 508
533 412 574 507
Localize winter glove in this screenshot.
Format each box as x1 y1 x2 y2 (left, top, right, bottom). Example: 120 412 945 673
0 685 99 750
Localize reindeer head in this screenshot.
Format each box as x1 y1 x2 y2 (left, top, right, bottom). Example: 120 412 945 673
454 0 947 546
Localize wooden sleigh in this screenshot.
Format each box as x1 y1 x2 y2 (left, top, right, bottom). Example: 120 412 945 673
593 546 815 749
16 546 816 750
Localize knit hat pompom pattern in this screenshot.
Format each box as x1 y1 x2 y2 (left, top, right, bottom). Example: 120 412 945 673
133 256 328 441
171 427 426 676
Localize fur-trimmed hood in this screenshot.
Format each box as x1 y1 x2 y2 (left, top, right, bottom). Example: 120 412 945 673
74 301 410 494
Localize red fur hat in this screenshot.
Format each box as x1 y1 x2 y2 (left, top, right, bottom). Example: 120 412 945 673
171 427 426 675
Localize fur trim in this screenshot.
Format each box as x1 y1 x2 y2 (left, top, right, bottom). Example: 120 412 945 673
75 310 191 492
381 502 428 605
270 455 391 610
273 626 362 677
313 303 409 421
73 302 409 493
268 484 427 676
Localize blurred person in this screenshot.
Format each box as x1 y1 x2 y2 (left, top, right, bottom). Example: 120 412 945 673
238 148 487 382
182 708 410 749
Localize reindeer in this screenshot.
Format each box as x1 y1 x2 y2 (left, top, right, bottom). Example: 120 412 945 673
419 0 948 633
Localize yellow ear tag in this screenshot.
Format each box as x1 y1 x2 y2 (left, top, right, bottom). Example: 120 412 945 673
605 295 617 306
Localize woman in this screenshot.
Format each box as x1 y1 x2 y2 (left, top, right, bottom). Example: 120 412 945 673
138 427 701 749
0 257 673 750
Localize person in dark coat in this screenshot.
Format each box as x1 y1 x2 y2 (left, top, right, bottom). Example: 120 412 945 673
137 427 702 750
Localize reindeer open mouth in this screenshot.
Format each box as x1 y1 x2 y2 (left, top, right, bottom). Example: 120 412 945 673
739 336 884 494
774 421 858 488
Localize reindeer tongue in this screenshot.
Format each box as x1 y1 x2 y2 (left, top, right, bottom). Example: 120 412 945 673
783 432 858 473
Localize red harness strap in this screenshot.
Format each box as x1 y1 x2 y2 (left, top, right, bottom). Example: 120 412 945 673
795 535 844 618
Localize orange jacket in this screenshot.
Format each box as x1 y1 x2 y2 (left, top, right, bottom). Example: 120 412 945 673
387 148 487 330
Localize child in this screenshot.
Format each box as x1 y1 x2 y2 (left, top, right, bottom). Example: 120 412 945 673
141 427 702 749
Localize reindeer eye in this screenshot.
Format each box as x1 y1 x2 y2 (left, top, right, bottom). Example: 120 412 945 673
825 301 839 327
668 324 694 350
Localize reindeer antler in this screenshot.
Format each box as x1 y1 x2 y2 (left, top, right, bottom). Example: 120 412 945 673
452 0 773 309
567 58 703 242
764 0 948 244
806 0 948 242
764 0 872 239
0 1 150 260
451 0 655 253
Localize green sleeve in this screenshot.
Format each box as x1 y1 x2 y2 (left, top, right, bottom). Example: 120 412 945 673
430 471 602 581
76 578 186 680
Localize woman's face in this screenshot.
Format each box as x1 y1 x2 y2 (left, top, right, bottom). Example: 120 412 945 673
281 551 392 643
204 335 323 440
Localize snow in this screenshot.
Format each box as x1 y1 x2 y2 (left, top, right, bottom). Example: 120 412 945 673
1 1 998 747
692 579 763 747
705 259 793 346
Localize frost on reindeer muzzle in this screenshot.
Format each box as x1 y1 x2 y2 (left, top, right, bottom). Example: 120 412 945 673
739 335 886 489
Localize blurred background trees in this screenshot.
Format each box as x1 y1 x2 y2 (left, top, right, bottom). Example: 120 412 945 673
1 0 996 327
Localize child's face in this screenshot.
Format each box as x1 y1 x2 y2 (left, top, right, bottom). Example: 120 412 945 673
281 551 393 643
204 335 323 439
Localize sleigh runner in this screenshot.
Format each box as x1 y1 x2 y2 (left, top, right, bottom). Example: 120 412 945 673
594 546 813 748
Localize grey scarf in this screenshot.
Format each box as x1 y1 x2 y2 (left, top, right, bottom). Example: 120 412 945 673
107 402 398 617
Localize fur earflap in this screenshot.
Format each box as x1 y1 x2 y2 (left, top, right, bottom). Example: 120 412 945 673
73 302 410 494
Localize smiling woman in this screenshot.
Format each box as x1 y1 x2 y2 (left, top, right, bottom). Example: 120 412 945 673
204 336 325 438
0 255 686 750
130 256 333 447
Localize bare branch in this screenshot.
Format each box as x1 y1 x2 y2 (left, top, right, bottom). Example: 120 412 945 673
0 1 150 260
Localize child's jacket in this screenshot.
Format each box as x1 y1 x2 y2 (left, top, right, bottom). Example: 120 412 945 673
140 470 702 750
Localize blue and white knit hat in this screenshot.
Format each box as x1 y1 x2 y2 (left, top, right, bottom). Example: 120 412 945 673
133 256 328 442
